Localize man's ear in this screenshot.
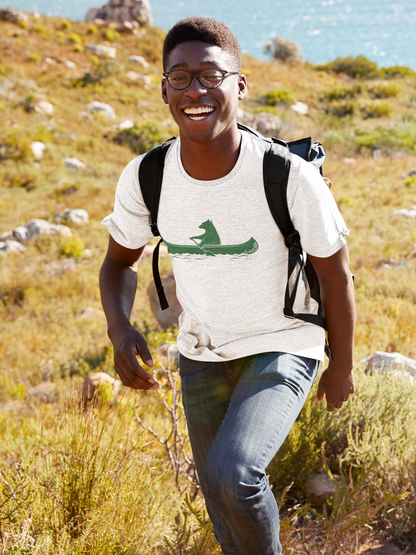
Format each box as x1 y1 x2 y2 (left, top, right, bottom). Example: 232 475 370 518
238 74 248 101
161 79 169 105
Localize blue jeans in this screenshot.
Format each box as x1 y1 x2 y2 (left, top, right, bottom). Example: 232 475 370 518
179 351 319 555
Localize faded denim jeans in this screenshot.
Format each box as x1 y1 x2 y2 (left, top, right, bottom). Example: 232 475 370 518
179 351 319 555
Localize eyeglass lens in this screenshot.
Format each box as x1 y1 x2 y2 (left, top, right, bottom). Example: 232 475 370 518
168 69 224 89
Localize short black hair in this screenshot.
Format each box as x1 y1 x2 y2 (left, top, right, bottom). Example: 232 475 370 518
163 17 241 71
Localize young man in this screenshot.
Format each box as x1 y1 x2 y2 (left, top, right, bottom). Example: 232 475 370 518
100 17 355 555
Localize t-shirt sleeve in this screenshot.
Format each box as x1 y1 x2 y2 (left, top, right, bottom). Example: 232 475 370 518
287 157 349 258
101 155 154 249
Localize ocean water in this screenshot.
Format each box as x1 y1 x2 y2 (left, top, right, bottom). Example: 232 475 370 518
2 0 416 69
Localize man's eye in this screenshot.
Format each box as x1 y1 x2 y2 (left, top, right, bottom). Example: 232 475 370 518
171 73 188 82
203 71 221 81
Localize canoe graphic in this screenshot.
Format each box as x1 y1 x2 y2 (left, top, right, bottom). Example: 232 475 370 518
164 219 258 257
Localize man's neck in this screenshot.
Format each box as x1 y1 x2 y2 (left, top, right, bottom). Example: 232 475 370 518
179 125 242 181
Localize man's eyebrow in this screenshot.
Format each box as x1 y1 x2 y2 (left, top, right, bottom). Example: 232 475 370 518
166 61 221 71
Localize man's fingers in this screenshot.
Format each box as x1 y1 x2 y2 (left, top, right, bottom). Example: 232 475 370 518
116 350 159 390
133 338 154 368
316 387 325 402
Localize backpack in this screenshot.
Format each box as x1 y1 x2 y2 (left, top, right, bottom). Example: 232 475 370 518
138 123 332 358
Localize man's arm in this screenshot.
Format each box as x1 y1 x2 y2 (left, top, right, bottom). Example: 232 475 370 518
308 244 355 411
99 236 159 390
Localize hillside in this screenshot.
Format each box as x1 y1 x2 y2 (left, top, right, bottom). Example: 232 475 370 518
1 12 416 555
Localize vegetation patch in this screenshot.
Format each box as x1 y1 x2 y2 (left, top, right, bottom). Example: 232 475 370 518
113 122 171 154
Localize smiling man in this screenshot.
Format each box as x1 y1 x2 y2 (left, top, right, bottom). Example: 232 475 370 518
100 17 355 555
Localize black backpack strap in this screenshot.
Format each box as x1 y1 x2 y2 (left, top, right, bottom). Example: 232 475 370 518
139 137 177 311
263 141 327 330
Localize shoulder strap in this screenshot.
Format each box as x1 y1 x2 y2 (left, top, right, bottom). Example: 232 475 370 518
139 137 176 311
263 141 327 330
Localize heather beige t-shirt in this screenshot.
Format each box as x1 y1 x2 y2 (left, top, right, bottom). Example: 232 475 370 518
102 131 349 362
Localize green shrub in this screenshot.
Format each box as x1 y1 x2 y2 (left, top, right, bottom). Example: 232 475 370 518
328 100 356 117
264 36 303 63
74 43 84 53
28 53 41 63
103 28 120 42
4 173 36 191
0 64 13 75
408 95 416 108
9 383 26 400
67 32 83 44
61 19 71 29
380 65 416 79
253 105 281 117
0 134 33 162
113 122 170 154
18 19 29 29
361 100 395 119
76 61 122 86
262 87 295 106
88 24 98 34
316 55 379 79
33 23 46 33
60 235 84 259
404 176 416 187
369 82 402 98
354 118 416 153
324 83 365 101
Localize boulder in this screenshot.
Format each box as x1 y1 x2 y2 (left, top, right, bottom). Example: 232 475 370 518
82 372 122 407
0 240 26 254
0 8 29 24
305 474 336 504
13 226 29 242
147 272 181 330
85 0 152 26
34 101 54 116
30 382 57 403
116 20 138 34
291 101 309 115
393 206 416 219
126 72 151 87
26 219 72 238
0 231 14 241
56 208 89 225
128 55 149 67
64 60 77 69
86 44 117 58
237 108 281 137
360 351 416 378
31 141 46 160
86 101 116 119
401 168 416 179
65 157 86 170
116 119 134 129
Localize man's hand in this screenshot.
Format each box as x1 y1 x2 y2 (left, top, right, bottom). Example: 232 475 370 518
110 323 159 390
316 365 355 411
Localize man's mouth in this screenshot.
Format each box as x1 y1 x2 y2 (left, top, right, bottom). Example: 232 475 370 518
183 106 215 121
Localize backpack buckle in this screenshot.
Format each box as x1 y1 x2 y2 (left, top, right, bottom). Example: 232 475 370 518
150 222 160 237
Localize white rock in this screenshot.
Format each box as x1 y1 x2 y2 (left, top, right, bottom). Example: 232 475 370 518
86 44 117 58
0 240 26 254
26 219 72 238
30 141 46 160
65 158 86 170
305 474 336 503
56 208 89 225
116 119 134 130
64 60 77 69
128 55 149 67
0 8 29 24
126 72 151 86
237 108 281 137
34 101 54 116
44 57 55 65
86 101 116 119
393 206 416 219
0 231 14 241
13 226 29 242
291 101 309 115
360 351 416 377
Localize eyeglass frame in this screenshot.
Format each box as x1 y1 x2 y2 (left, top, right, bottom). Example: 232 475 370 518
162 68 240 90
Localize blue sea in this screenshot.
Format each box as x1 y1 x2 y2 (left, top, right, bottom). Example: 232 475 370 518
2 0 416 69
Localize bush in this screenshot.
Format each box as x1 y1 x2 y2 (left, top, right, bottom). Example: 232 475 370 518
316 55 379 79
61 19 71 29
76 61 122 86
324 83 365 101
88 24 98 34
369 82 402 98
264 36 303 63
60 235 84 259
361 100 395 119
28 53 41 63
4 173 36 191
262 87 295 106
113 122 170 154
103 28 120 42
404 176 416 188
380 65 416 79
0 134 33 162
328 100 356 118
67 32 83 44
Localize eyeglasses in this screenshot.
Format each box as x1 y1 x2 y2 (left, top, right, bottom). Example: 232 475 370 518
163 68 240 90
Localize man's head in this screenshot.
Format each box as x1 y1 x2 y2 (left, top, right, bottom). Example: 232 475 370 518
163 17 241 72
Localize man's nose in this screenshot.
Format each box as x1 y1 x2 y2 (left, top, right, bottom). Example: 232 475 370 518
184 75 208 97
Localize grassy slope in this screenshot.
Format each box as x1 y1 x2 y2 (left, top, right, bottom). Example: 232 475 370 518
1 13 416 554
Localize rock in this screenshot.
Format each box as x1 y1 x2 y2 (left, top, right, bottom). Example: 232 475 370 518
0 8 29 24
237 108 281 137
86 44 117 58
65 157 86 170
86 101 116 119
0 231 14 241
116 20 138 34
401 168 416 179
26 219 72 238
64 60 77 69
360 351 416 378
13 226 29 242
393 206 416 219
30 141 45 160
56 208 89 225
30 382 57 403
85 0 152 26
343 157 357 165
291 101 309 115
305 474 336 504
126 72 151 87
147 272 181 330
128 55 149 67
82 372 122 407
0 240 26 254
43 57 55 65
116 119 135 129
34 101 54 116
75 306 106 320
46 258 76 277
157 344 180 368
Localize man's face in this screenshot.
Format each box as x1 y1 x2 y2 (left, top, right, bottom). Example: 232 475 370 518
161 41 247 144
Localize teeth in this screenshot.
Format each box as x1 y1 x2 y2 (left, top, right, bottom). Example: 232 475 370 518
184 106 214 115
